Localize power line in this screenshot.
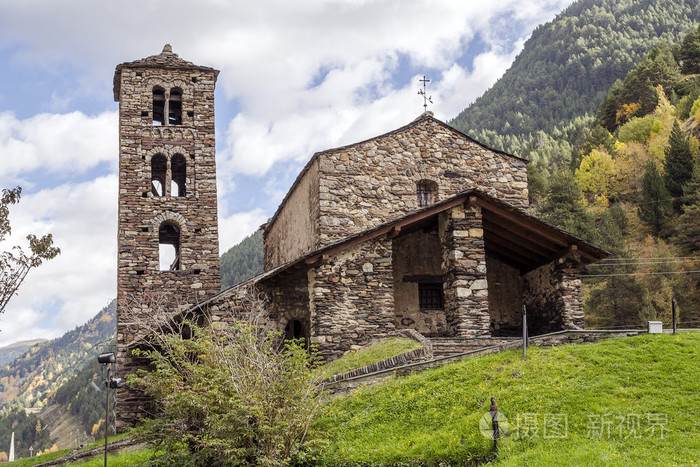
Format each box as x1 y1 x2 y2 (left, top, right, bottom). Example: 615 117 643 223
581 270 700 277
588 259 700 267
598 256 699 261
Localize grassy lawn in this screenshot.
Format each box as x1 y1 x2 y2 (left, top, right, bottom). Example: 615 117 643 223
314 337 423 381
308 332 700 466
68 448 158 466
7 432 133 466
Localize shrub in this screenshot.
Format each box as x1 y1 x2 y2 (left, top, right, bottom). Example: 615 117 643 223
126 294 324 466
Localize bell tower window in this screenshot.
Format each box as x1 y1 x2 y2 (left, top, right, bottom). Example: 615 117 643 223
159 222 180 271
169 88 182 125
152 86 183 126
151 154 167 197
152 87 166 126
171 154 186 197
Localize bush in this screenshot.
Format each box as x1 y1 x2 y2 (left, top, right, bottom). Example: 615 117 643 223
127 305 324 466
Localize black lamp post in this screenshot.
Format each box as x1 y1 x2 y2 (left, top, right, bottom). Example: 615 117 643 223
98 352 123 467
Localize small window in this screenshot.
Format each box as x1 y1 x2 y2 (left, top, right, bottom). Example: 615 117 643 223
159 222 180 271
285 319 305 341
151 154 167 197
419 283 444 310
169 88 182 125
171 154 186 197
417 180 437 207
152 87 166 126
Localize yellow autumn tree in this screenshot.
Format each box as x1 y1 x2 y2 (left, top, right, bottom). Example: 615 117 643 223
0 451 7 462
575 148 619 210
91 420 104 437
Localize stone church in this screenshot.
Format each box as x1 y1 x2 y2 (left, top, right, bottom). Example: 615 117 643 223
114 47 607 424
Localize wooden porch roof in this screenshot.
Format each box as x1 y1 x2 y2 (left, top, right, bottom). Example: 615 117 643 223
252 189 608 285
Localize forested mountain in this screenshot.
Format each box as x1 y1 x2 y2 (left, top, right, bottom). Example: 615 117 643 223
220 230 264 290
0 300 116 410
451 0 700 157
0 339 47 366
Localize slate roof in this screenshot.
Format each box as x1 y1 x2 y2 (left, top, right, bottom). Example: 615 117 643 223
113 44 218 101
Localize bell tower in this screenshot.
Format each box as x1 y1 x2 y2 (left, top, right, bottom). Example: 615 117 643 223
113 45 220 425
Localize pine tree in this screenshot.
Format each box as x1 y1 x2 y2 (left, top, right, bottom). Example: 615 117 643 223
679 25 700 74
674 162 700 252
537 170 596 242
638 160 672 236
663 120 694 211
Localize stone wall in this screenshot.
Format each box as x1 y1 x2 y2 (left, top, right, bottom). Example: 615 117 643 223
315 115 528 248
392 229 447 336
311 237 395 361
263 160 320 268
439 203 490 336
263 114 529 270
522 257 584 334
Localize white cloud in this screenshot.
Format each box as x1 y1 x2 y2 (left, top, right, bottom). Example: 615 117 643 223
0 111 117 186
0 176 117 347
218 209 268 254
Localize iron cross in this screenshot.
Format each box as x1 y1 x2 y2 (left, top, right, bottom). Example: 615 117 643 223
418 75 433 112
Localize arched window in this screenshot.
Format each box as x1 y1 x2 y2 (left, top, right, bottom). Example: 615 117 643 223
159 222 180 271
151 155 167 197
171 154 186 197
168 88 182 125
152 87 166 126
417 180 437 207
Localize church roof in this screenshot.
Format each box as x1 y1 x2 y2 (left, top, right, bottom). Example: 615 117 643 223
113 44 218 101
206 188 608 307
262 112 527 234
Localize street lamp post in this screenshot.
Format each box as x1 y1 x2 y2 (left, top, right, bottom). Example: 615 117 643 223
98 352 123 467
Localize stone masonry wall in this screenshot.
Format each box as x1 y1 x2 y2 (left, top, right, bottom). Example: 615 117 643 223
316 115 528 248
263 160 320 268
311 237 395 361
439 204 490 336
115 49 221 427
522 257 584 334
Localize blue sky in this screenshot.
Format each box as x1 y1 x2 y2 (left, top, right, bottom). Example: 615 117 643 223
0 0 574 346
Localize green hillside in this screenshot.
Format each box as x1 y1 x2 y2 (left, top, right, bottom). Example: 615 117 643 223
0 339 47 366
451 0 700 156
220 229 264 290
310 333 700 465
0 300 116 411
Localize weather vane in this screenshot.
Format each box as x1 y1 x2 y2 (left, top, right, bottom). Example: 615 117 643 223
418 75 433 112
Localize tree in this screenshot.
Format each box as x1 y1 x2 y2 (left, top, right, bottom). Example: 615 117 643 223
1 187 60 313
663 120 694 211
537 170 596 242
124 291 324 466
679 25 700 74
674 162 700 252
638 160 672 236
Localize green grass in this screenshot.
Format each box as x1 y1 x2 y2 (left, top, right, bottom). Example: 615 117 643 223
68 448 158 466
7 433 133 466
314 337 423 381
309 332 700 466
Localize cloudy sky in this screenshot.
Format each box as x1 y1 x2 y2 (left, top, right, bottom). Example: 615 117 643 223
0 0 575 346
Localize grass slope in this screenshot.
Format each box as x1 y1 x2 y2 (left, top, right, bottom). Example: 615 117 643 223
314 338 423 381
309 333 700 466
